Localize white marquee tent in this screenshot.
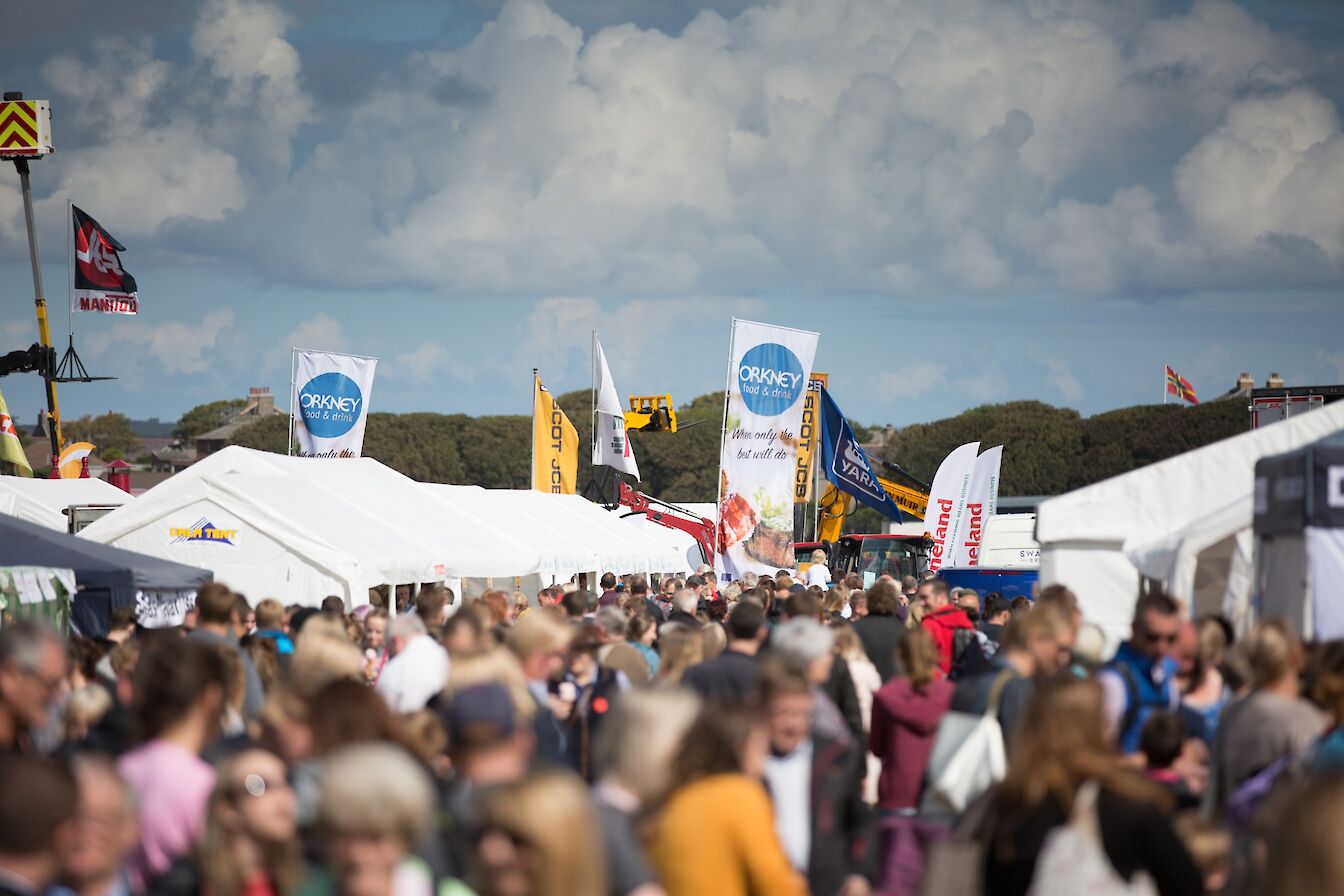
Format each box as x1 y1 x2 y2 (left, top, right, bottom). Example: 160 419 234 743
1036 399 1344 644
78 447 545 607
1124 496 1254 633
0 478 132 531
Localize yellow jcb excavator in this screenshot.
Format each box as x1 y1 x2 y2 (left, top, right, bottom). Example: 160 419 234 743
817 456 930 543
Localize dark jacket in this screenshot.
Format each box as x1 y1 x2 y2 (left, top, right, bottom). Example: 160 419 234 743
529 687 572 770
562 666 623 780
666 608 699 628
984 786 1202 896
681 648 757 704
806 734 874 896
853 614 908 682
825 655 865 743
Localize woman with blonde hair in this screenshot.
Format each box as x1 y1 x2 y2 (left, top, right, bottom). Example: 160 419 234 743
654 624 703 686
473 767 608 896
982 678 1200 895
831 621 881 801
288 616 363 699
510 590 531 621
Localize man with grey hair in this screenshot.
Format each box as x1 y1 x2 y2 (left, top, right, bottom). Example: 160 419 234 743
594 607 651 685
0 619 67 755
768 618 853 748
667 588 699 628
55 754 139 896
376 613 448 713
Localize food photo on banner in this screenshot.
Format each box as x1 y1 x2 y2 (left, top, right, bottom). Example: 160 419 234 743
715 319 819 581
290 350 378 458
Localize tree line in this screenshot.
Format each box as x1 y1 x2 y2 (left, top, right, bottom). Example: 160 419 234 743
224 391 1247 504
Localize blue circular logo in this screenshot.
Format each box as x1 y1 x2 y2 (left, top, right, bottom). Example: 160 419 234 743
298 372 364 438
737 343 805 416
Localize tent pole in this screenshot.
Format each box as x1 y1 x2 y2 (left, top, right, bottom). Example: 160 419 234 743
530 368 538 491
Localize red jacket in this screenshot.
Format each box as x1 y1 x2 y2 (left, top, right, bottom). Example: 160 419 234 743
869 676 955 809
920 605 974 675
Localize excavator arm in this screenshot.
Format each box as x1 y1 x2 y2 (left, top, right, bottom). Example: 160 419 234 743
817 472 929 543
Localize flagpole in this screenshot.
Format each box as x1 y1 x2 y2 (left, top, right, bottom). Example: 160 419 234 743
713 320 738 577
65 198 73 346
287 348 296 456
530 368 538 491
590 330 597 469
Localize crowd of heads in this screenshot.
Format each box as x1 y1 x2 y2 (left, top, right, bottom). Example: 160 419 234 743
0 559 1341 896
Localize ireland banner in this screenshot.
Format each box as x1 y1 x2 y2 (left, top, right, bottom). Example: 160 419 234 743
716 319 820 581
291 350 377 458
924 442 980 573
951 445 1003 567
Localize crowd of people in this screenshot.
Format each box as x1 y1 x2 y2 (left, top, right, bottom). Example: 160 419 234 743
0 563 1342 896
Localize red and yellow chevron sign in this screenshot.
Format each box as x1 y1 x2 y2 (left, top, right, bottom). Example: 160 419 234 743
0 100 53 158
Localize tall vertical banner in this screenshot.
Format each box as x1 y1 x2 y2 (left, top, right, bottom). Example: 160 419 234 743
592 337 639 478
792 372 827 541
924 442 980 573
291 351 377 458
716 320 820 581
533 375 578 494
951 445 1003 567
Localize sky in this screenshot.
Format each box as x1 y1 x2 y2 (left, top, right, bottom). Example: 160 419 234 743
1 0 1342 432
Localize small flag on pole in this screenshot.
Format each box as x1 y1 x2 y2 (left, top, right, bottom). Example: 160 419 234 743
0 389 33 476
1165 366 1199 405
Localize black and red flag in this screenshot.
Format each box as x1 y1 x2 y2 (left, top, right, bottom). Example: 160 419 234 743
72 205 138 315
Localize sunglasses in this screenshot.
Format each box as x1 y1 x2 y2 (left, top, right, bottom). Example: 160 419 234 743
234 774 289 798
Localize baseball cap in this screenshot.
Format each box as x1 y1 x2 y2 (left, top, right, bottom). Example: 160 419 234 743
441 682 516 746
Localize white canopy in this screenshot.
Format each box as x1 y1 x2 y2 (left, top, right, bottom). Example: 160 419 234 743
0 478 132 531
1037 400 1344 643
1124 496 1254 631
77 447 545 607
607 508 707 577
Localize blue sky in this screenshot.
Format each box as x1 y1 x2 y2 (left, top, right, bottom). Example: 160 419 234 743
1 0 1342 431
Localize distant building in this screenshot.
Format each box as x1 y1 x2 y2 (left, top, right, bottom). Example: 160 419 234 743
149 387 286 471
195 387 285 458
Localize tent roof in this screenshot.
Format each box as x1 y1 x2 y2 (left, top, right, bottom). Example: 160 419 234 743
0 513 210 592
1037 400 1344 546
0 477 131 530
79 446 545 585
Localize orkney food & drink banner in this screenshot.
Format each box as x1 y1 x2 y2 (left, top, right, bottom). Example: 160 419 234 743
716 320 820 581
291 350 377 458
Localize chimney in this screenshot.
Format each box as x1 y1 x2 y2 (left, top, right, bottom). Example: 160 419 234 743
1267 372 1285 389
1237 372 1254 392
247 386 275 415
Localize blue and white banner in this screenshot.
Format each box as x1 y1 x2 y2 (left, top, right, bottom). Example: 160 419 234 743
819 386 905 522
292 350 378 458
716 319 820 580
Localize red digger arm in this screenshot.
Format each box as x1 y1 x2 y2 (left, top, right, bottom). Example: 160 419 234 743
616 481 716 567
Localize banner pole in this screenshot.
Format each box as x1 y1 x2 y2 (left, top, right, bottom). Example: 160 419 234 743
590 330 597 476
287 348 296 456
530 368 538 491
65 198 73 342
712 320 738 576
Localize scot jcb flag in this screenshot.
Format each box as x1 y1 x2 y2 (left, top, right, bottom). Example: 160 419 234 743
532 375 578 494
72 205 138 315
1166 365 1199 405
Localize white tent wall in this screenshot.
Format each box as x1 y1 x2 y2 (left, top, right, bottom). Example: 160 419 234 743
78 488 367 607
1037 400 1344 646
1124 496 1253 621
0 478 131 531
426 485 599 580
607 508 704 576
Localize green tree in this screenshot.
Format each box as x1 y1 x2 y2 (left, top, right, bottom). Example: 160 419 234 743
175 399 245 441
63 412 142 460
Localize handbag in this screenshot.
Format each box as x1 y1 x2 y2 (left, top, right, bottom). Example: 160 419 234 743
1026 780 1156 896
918 670 1013 817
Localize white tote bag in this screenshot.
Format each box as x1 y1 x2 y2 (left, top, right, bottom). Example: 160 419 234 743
1027 781 1157 896
919 670 1012 816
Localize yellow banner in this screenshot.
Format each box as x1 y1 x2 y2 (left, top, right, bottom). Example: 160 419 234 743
0 389 33 476
794 372 828 503
532 376 578 494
